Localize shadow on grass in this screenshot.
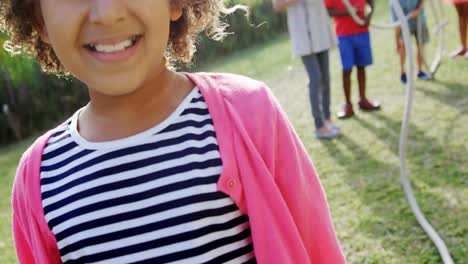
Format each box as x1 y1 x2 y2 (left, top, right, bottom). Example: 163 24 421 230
319 134 432 260
418 80 467 109
354 112 465 187
319 115 463 262
416 82 468 147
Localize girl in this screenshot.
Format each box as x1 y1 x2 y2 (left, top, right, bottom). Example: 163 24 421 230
2 0 346 263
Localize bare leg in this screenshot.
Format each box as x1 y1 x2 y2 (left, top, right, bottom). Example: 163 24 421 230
417 45 424 72
396 28 406 74
343 69 352 105
336 69 354 118
459 4 467 50
463 3 468 51
357 66 366 101
357 66 380 110
452 4 467 57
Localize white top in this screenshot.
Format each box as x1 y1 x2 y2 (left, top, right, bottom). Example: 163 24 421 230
286 0 337 57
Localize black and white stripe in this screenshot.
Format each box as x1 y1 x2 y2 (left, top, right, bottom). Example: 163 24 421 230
41 88 256 263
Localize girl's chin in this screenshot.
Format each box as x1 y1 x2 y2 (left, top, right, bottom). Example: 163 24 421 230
86 81 142 97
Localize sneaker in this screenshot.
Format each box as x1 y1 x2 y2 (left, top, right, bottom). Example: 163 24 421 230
315 128 339 140
358 99 381 111
325 122 340 133
337 104 354 119
417 71 431 81
401 73 407 85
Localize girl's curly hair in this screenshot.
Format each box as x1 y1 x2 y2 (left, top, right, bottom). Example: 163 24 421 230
0 0 247 74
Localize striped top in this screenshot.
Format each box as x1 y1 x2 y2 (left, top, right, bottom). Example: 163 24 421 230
40 88 256 264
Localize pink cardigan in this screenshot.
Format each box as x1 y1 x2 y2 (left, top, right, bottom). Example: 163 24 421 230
12 72 346 263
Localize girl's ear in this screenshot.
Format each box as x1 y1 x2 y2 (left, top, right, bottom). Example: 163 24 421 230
32 4 51 44
170 0 183 22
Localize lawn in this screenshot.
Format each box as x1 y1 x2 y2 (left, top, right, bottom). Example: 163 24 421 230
1 3 467 264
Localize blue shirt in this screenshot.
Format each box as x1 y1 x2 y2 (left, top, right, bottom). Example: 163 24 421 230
390 0 427 29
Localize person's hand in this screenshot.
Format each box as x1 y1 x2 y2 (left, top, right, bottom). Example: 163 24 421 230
363 14 372 27
272 0 297 12
408 9 421 19
353 3 364 17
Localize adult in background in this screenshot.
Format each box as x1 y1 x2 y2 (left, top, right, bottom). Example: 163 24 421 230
273 0 340 140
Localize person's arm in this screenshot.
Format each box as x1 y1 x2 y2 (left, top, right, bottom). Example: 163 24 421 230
363 0 375 26
12 139 61 263
327 8 350 17
325 0 349 17
265 88 347 263
409 0 425 18
327 1 366 18
271 0 296 12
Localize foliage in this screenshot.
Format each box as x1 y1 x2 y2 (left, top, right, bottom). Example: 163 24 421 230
191 0 287 67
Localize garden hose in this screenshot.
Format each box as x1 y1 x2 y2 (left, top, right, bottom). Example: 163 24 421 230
391 2 454 262
427 0 448 75
339 0 454 262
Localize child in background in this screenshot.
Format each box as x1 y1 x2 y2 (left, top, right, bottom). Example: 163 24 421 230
1 0 346 263
325 0 381 119
273 0 340 140
392 0 432 84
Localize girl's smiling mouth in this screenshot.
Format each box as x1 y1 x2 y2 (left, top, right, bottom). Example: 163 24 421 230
83 34 143 63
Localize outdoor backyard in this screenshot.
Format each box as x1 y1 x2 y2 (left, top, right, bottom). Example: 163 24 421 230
0 1 467 263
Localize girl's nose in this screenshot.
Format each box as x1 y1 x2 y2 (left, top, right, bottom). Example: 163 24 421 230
89 0 127 26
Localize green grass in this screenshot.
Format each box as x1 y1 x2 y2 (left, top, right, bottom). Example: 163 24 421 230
1 4 467 264
0 139 33 263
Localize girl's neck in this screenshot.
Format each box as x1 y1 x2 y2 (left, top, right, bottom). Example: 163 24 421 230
78 68 194 142
87 67 176 115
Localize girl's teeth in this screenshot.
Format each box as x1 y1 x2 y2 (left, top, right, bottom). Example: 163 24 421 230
93 39 134 53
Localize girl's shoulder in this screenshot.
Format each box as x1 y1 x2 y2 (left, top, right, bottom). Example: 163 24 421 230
16 117 68 172
186 72 282 146
16 128 56 172
185 72 277 109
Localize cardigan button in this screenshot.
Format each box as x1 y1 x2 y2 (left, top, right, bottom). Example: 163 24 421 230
227 179 236 188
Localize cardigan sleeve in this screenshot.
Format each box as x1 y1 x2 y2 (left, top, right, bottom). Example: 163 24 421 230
12 218 37 264
185 72 346 262
12 144 61 263
267 89 346 263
